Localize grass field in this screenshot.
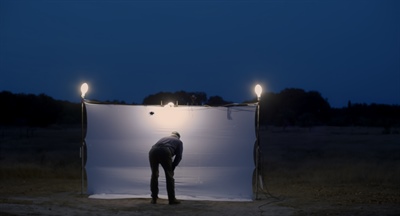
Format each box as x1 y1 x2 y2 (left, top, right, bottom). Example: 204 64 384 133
0 125 399 215
260 126 400 215
0 125 81 179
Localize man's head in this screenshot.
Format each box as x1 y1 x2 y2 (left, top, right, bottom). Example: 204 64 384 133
171 131 181 139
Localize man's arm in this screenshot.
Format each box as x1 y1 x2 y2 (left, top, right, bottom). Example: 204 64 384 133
172 141 183 169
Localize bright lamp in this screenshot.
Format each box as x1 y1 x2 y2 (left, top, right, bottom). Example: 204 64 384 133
164 102 174 108
255 84 262 100
81 83 89 98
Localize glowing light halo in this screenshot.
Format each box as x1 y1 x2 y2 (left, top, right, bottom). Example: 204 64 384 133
254 84 262 100
164 102 175 108
81 83 89 98
149 106 188 130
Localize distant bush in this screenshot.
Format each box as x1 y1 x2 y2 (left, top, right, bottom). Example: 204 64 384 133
330 103 400 128
0 91 80 127
1 89 399 128
257 88 400 129
259 88 331 127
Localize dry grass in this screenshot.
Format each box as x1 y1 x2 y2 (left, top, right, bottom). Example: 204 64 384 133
258 126 400 214
0 125 399 215
0 125 81 179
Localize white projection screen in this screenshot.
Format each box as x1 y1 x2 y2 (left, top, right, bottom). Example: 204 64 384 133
84 102 257 201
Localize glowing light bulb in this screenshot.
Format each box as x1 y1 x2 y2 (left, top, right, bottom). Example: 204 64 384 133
255 84 262 100
164 102 174 108
81 83 89 98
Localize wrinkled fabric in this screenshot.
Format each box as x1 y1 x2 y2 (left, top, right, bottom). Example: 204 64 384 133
85 103 256 201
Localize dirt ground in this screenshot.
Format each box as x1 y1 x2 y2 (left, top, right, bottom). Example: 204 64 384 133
1 126 399 215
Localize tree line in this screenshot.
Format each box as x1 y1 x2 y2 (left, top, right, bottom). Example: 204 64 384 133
0 91 80 127
258 88 400 130
1 89 399 130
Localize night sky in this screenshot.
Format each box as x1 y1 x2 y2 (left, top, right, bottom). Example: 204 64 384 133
1 0 399 107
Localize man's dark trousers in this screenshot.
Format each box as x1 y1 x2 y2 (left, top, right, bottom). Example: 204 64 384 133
149 146 175 201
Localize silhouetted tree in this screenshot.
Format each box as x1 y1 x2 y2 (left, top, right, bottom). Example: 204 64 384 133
260 88 330 126
339 103 400 128
205 96 232 106
0 91 15 125
2 89 399 129
58 100 80 124
142 91 208 105
104 99 127 104
0 92 62 127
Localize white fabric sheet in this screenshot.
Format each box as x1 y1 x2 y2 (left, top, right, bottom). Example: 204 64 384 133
85 103 256 201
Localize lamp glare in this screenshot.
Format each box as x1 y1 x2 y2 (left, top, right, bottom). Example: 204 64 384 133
255 84 262 99
81 83 89 98
164 102 174 108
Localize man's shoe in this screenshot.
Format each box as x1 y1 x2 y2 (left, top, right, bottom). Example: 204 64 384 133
169 199 180 205
150 198 157 204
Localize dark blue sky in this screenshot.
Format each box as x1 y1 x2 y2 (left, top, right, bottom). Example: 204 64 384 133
1 0 399 107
